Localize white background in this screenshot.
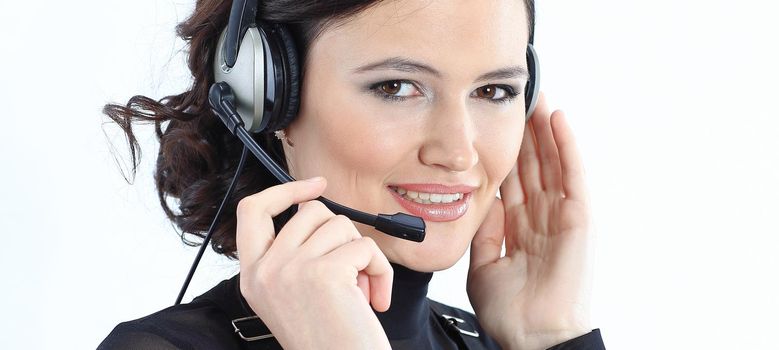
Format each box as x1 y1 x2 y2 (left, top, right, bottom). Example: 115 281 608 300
1 1 777 349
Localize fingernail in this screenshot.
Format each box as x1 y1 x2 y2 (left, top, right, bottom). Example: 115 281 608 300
304 176 323 183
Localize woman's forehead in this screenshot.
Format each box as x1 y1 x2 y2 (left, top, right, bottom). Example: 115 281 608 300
311 0 529 76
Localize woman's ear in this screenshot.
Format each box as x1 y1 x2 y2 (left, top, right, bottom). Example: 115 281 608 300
277 128 298 178
274 129 295 147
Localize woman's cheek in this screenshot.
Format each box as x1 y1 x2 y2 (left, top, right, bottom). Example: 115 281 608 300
319 107 401 169
479 117 524 179
319 92 426 170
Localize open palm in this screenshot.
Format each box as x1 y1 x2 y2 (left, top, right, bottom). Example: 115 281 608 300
467 93 594 349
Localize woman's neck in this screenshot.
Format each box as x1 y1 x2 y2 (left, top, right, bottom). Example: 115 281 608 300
373 262 434 339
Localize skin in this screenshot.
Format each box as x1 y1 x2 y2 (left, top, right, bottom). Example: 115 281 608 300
237 0 594 349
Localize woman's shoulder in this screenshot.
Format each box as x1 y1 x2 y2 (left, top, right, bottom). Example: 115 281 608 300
427 298 479 323
426 298 503 349
426 299 606 350
98 276 244 350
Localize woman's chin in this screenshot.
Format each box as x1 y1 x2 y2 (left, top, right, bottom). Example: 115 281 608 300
357 223 472 273
391 253 463 273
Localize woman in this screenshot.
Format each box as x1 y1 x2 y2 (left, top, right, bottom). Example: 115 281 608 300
100 0 605 349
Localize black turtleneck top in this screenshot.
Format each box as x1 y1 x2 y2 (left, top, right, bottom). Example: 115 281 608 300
99 263 605 349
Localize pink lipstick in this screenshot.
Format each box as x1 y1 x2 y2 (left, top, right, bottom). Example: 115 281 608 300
386 184 476 222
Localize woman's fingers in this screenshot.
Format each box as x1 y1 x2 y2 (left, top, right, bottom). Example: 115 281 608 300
500 162 525 208
235 177 327 266
530 94 563 195
550 110 588 202
357 271 371 304
500 105 527 207
236 176 390 310
298 214 361 260
469 197 506 271
273 200 338 257
324 237 393 312
518 113 542 195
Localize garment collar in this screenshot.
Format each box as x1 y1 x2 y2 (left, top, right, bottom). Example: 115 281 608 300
374 262 434 339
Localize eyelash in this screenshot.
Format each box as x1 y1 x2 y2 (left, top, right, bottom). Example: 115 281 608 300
367 80 521 105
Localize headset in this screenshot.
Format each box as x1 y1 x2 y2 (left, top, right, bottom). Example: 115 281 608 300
175 0 540 305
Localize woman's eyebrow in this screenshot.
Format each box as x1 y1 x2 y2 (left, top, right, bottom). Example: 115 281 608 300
352 56 529 82
352 57 441 76
475 66 529 83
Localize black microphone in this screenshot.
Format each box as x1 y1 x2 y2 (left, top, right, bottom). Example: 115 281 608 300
208 82 426 242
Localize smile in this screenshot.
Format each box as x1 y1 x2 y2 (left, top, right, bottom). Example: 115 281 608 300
386 184 475 222
389 186 464 204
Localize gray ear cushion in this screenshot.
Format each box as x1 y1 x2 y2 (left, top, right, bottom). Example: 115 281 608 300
268 25 300 132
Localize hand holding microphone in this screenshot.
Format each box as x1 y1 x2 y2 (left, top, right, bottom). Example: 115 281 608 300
236 177 393 349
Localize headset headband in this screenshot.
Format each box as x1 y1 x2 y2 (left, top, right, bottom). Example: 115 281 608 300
223 0 258 69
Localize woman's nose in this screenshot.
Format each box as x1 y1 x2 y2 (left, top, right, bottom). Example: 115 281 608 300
418 100 479 172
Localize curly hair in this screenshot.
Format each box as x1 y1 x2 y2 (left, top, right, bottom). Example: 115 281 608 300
104 0 536 259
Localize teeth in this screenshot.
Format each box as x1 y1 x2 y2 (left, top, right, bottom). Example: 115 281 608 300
391 186 464 204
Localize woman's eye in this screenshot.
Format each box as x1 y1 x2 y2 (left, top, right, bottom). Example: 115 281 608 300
471 85 519 104
369 80 421 102
368 81 519 104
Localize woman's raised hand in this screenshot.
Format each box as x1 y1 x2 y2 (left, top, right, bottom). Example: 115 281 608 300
467 92 594 350
236 177 392 349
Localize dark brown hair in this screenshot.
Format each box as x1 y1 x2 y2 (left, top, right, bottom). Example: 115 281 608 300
105 0 535 258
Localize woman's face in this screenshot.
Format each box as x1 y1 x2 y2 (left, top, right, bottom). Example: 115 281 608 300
284 0 529 272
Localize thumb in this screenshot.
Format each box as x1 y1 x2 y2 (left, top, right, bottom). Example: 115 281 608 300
469 197 506 273
357 270 370 304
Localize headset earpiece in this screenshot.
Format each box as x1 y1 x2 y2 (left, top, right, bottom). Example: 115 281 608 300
265 24 301 132
263 24 300 132
213 1 300 134
214 27 267 132
525 43 541 122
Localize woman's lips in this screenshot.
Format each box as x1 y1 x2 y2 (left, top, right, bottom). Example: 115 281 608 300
387 186 472 222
